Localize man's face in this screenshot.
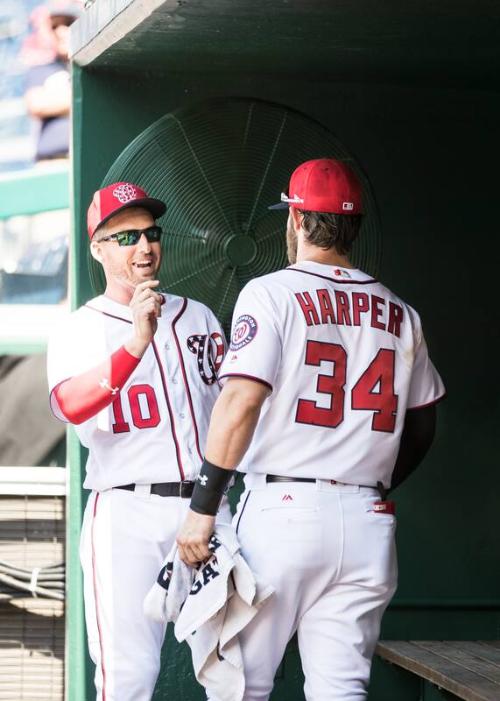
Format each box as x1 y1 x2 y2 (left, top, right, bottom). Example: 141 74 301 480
91 208 162 289
50 15 74 61
286 210 298 264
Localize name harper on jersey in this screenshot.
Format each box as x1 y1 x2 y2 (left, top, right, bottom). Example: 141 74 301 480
295 288 404 337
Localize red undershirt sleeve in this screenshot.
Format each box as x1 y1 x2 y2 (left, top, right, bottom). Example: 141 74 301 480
51 345 141 425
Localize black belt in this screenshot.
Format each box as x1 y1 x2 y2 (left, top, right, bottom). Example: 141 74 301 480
266 475 316 484
115 481 195 498
265 474 386 498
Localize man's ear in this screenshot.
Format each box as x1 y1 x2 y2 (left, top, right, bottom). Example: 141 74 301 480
90 240 103 263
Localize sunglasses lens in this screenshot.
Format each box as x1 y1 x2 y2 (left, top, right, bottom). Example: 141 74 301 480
146 226 162 241
116 231 140 246
115 227 162 246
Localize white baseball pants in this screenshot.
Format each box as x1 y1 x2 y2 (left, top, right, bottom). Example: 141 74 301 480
80 486 231 701
232 475 398 701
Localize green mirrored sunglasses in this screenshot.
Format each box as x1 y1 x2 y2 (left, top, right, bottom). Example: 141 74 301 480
96 225 162 246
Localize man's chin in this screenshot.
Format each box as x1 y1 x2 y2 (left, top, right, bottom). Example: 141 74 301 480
131 268 159 284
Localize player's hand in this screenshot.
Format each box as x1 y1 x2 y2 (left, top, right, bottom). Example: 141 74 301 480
126 280 163 357
176 510 215 565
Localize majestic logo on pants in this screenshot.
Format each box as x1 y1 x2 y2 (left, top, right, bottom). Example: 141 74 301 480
187 332 224 385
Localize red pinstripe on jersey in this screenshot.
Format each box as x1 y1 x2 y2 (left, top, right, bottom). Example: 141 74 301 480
285 267 378 285
407 393 447 410
85 304 185 480
219 372 273 392
171 298 203 462
151 339 185 481
91 493 107 700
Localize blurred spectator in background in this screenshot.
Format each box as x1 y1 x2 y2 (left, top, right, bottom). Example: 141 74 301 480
0 0 82 469
24 1 82 162
20 4 57 68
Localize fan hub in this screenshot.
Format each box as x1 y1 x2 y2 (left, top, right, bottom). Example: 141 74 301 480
224 235 257 267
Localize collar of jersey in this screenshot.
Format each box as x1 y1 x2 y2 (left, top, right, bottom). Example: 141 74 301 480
288 261 375 283
86 292 182 324
85 294 134 322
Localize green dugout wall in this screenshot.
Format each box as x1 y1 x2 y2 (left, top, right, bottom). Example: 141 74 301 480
68 2 500 699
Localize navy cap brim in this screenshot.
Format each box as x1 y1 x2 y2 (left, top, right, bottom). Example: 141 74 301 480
268 202 289 210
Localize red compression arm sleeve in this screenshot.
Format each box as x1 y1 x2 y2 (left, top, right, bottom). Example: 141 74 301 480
52 346 140 424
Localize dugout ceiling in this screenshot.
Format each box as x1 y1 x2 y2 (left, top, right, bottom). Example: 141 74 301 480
71 0 500 88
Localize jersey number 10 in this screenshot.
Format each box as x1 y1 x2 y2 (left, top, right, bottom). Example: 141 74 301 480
296 341 398 433
111 384 160 433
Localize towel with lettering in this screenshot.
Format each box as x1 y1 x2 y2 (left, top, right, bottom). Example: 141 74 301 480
143 523 274 701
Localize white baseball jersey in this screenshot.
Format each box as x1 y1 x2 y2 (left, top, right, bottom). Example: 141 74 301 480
47 293 225 491
220 261 445 488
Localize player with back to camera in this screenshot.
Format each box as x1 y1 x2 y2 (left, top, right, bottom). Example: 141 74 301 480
47 182 230 700
176 159 446 700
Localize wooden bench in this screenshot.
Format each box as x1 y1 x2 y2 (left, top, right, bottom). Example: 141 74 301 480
376 641 500 701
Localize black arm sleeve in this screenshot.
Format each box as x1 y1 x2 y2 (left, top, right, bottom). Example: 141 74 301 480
389 404 437 492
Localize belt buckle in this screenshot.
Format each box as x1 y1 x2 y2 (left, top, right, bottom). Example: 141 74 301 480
179 480 192 498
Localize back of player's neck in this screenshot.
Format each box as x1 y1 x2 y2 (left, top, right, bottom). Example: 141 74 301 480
297 251 353 269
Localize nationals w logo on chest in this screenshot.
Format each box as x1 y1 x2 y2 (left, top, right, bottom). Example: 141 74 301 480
187 332 225 385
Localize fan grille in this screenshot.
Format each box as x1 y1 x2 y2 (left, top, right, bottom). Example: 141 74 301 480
90 98 382 330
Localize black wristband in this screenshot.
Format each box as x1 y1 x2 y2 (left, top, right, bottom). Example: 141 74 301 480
190 458 233 516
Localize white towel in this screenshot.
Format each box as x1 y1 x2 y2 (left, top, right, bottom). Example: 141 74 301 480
144 524 274 701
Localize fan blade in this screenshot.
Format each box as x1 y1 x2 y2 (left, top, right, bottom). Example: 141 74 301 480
98 98 382 315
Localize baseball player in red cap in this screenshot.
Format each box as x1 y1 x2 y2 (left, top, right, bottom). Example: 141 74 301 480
47 182 229 700
177 159 445 700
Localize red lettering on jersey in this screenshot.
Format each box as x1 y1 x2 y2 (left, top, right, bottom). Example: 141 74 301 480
111 384 161 433
296 341 347 428
352 292 369 326
335 291 352 326
128 384 161 429
351 349 398 432
112 394 130 434
371 295 386 331
295 292 320 326
387 302 403 337
316 289 336 324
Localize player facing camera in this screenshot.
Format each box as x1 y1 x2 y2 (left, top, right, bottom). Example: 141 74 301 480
47 180 229 700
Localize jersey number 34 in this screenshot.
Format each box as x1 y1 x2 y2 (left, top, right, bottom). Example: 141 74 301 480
296 341 398 433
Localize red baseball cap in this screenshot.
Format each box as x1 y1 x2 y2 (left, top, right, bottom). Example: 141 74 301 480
47 0 83 19
87 182 167 239
269 158 363 215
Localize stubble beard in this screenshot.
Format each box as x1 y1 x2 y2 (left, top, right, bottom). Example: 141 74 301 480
107 259 159 291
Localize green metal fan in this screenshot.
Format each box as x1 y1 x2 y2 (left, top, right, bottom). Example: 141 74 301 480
90 98 382 331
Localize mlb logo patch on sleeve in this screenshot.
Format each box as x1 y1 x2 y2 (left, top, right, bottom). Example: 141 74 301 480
230 315 258 351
